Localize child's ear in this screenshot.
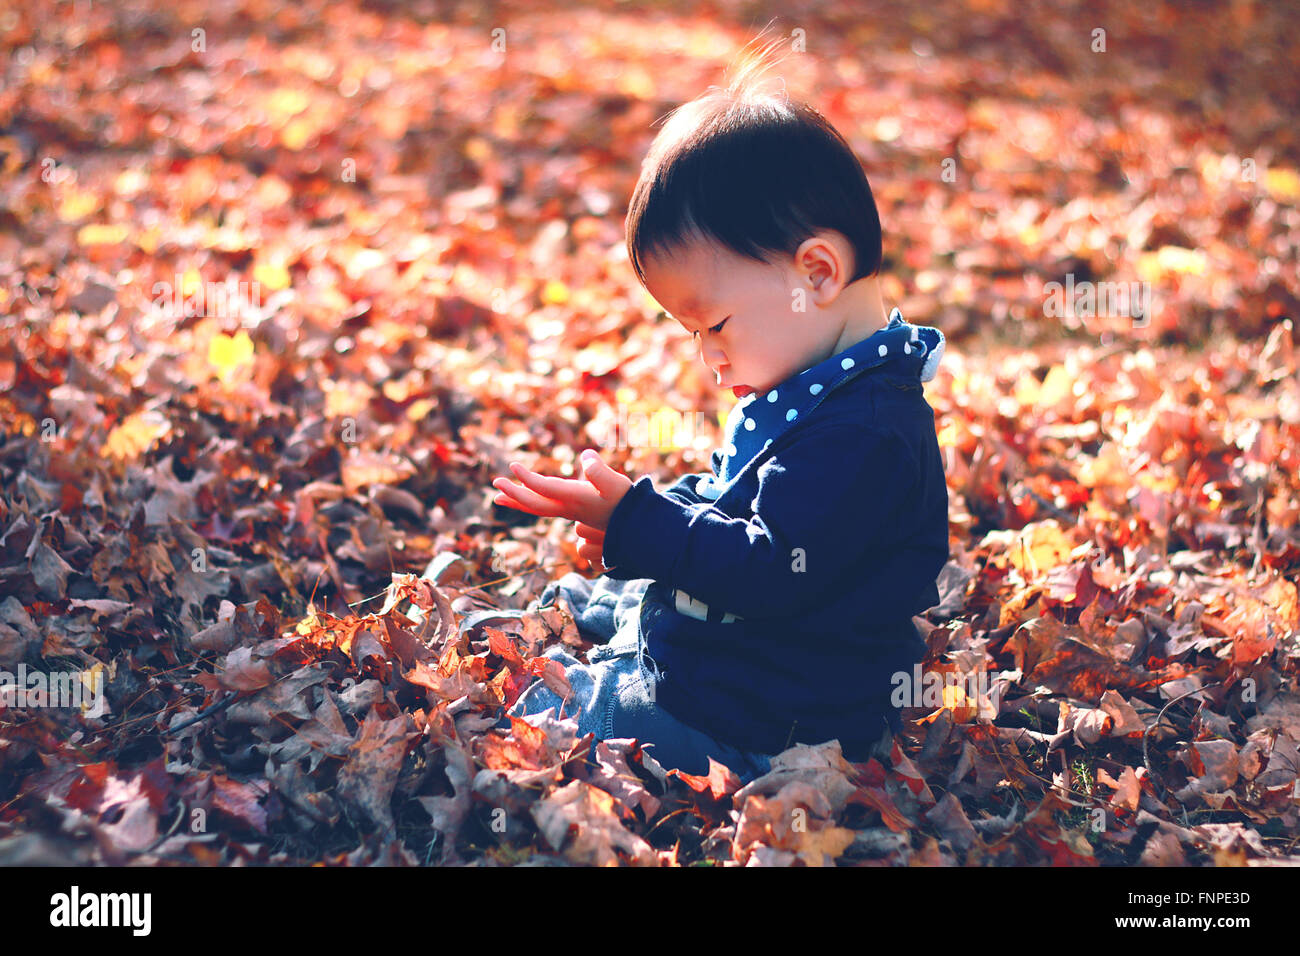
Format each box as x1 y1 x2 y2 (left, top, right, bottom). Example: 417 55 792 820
795 231 855 303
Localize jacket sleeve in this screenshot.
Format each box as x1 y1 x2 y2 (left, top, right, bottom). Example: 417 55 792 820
600 471 713 580
600 423 921 617
661 471 715 506
661 446 725 506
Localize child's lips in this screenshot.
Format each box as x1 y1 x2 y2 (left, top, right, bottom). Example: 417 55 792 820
715 364 752 396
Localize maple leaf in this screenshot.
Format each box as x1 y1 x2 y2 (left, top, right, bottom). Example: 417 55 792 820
531 780 659 866
1097 766 1142 812
335 710 413 834
670 756 741 802
416 736 475 863
207 330 255 383
732 782 856 867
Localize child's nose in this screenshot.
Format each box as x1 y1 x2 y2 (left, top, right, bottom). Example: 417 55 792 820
700 341 726 364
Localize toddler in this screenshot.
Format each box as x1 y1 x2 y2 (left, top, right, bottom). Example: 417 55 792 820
491 50 949 783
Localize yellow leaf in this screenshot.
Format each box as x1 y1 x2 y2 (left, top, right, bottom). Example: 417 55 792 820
114 168 148 198
252 261 291 290
79 664 109 715
941 683 979 722
1137 245 1206 281
344 247 386 278
208 330 255 381
1264 167 1300 203
541 279 569 305
647 406 692 449
77 224 128 246
1040 364 1073 407
324 379 371 418
267 86 309 120
134 227 161 254
281 117 316 150
1157 245 1206 274
1007 521 1074 575
181 268 203 296
58 188 99 222
405 398 437 421
102 409 170 460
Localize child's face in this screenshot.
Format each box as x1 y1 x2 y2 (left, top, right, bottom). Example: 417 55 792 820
640 238 844 398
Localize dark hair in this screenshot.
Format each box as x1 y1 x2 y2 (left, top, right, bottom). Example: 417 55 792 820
625 33 883 288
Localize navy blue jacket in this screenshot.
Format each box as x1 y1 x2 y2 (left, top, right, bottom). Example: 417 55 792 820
601 309 949 759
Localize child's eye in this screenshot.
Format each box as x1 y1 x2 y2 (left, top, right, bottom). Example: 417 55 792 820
685 315 729 339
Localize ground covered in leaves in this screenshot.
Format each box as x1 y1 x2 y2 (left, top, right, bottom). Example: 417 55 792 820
1 0 1298 865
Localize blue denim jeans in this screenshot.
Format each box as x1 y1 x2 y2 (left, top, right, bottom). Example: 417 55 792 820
506 573 775 784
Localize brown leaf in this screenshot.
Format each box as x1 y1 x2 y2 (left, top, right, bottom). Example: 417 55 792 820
210 774 269 834
733 740 857 814
30 542 75 601
924 792 979 852
212 645 274 692
1098 689 1147 737
732 781 856 867
416 737 474 860
1059 700 1113 746
1190 739 1239 791
531 780 659 866
587 739 662 819
527 655 573 700
225 663 331 724
335 710 413 833
186 602 259 654
1097 766 1142 812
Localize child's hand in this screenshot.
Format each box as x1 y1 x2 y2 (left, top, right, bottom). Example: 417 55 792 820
574 521 607 571
492 449 633 536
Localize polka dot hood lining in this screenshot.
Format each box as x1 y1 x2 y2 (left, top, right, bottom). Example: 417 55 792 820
698 308 945 499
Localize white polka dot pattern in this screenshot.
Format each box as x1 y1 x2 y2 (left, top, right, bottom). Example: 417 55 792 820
711 309 945 486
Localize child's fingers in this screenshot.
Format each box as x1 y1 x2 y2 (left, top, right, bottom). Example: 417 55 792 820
494 493 540 516
491 480 528 509
577 539 605 569
507 462 585 503
494 492 532 511
491 477 569 518
574 521 605 541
